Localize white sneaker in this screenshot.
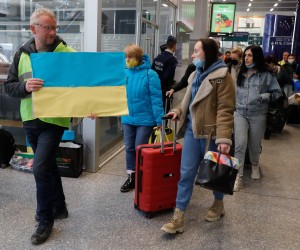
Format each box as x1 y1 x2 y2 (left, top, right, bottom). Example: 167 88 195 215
233 176 243 192
251 165 260 180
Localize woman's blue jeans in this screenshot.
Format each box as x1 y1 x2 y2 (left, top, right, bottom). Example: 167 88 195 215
176 125 224 211
122 124 153 172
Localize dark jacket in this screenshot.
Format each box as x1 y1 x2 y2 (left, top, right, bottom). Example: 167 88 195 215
4 36 72 128
4 36 67 98
171 64 196 92
151 50 178 94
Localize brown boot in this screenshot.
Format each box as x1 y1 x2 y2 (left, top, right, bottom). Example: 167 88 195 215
205 200 225 222
161 208 184 234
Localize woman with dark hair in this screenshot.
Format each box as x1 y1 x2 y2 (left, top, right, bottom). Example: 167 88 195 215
161 38 236 234
233 46 282 192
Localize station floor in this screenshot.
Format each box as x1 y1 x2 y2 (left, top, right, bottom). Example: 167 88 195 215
1 121 300 249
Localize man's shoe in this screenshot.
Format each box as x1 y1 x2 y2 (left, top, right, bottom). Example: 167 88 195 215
161 208 184 234
53 205 68 219
233 175 243 192
205 200 225 222
251 165 261 180
35 205 68 221
120 173 135 192
31 221 54 245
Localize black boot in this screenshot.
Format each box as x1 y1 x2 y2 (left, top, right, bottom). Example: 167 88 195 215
31 221 54 245
120 173 135 192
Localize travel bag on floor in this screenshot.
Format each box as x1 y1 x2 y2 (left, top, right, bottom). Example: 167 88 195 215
148 97 174 143
134 116 182 218
56 141 83 178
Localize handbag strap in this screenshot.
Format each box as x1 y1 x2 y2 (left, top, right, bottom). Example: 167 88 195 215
204 133 212 153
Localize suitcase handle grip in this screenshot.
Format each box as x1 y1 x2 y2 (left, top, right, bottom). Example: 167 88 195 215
162 115 173 120
161 116 177 154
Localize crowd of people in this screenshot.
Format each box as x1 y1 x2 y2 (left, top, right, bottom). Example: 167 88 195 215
3 7 300 245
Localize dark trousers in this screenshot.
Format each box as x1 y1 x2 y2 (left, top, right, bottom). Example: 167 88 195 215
25 126 65 222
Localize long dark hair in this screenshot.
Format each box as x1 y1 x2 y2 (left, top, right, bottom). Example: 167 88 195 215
237 45 268 86
199 38 219 70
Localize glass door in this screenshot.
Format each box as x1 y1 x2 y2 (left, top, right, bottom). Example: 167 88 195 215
140 20 158 62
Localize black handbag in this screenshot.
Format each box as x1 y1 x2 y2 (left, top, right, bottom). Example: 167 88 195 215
195 152 238 195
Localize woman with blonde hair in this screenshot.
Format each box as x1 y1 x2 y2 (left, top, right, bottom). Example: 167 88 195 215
228 47 243 84
120 44 164 192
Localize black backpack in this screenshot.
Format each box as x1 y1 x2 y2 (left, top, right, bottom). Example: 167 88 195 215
0 128 16 168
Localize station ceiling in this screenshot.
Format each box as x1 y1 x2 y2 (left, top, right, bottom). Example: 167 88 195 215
221 0 298 13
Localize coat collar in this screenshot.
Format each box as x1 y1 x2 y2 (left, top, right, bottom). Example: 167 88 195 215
188 67 228 104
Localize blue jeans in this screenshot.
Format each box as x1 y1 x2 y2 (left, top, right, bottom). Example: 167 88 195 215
122 124 153 172
25 126 65 222
234 113 266 176
176 125 224 211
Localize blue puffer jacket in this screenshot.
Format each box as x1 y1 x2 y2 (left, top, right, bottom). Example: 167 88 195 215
121 54 164 126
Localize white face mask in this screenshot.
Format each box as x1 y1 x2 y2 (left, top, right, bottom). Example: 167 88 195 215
288 59 295 64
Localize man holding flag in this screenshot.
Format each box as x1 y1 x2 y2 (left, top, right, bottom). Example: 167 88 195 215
4 8 75 245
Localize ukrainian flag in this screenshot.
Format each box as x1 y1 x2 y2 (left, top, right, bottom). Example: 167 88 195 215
30 52 128 117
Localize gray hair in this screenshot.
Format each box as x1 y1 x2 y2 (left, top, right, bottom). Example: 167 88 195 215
30 8 56 25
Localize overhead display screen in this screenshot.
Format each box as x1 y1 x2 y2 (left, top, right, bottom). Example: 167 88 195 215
210 3 236 37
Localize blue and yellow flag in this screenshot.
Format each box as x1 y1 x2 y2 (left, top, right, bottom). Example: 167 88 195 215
30 52 128 117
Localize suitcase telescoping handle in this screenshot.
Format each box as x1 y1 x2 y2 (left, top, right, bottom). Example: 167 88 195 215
161 115 177 154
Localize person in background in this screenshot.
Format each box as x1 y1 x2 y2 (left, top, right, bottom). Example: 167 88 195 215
165 63 196 97
161 38 235 234
216 41 224 60
287 54 300 80
233 46 282 192
264 56 289 140
227 47 243 84
4 8 74 245
278 51 289 66
121 44 164 193
152 36 178 113
282 54 295 98
224 50 232 65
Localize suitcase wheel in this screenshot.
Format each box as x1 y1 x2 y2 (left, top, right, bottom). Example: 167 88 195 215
146 212 153 219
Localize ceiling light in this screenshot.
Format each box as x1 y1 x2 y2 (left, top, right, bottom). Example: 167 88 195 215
162 3 168 7
223 0 226 2
247 8 250 11
270 8 274 11
250 0 253 1
248 3 251 7
274 3 278 7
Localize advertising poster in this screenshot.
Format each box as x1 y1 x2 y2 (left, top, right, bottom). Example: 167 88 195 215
210 3 236 36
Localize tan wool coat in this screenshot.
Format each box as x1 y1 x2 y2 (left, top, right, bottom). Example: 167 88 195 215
173 67 236 145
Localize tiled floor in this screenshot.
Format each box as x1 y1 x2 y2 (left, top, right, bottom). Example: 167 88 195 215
1 123 300 250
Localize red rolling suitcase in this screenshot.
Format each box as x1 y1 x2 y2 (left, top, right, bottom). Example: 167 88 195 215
134 116 182 218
